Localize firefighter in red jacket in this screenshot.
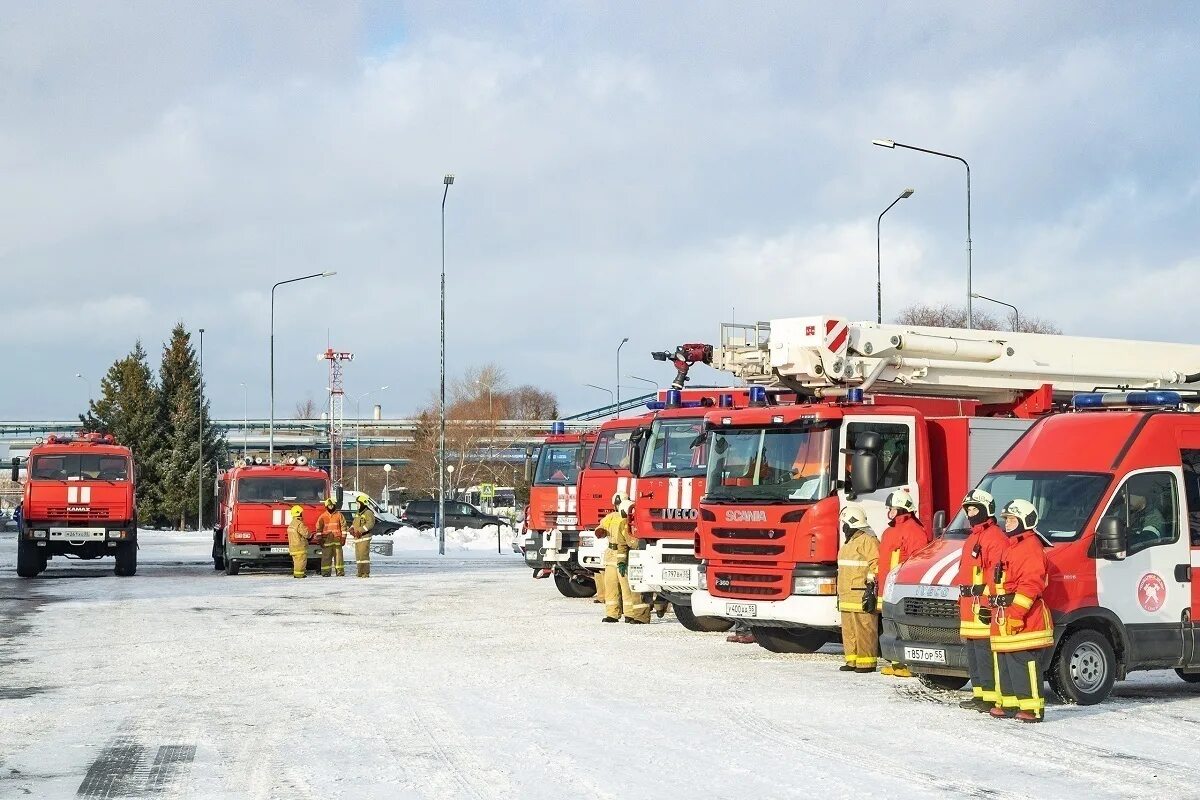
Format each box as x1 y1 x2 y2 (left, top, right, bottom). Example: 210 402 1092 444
989 498 1054 723
877 488 929 678
955 489 1007 712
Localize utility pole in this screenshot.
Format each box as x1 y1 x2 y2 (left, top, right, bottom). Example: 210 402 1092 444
198 328 205 531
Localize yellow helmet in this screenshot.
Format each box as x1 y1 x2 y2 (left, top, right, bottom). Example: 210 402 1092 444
324 497 337 509
290 505 304 517
357 493 369 504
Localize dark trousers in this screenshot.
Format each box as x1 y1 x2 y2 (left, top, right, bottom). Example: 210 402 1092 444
994 649 1045 718
964 637 997 703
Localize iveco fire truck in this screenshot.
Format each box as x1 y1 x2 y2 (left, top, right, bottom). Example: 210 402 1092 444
15 433 137 577
523 426 598 597
213 456 329 575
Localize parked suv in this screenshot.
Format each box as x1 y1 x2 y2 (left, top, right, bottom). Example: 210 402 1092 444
402 500 509 531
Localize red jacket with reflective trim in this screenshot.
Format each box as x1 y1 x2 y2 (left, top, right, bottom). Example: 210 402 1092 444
955 520 1007 638
878 514 928 600
989 530 1053 652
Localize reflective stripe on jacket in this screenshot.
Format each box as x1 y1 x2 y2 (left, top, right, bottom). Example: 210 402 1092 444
353 508 376 538
989 530 1053 652
956 520 1007 638
836 530 879 612
315 511 346 545
597 512 636 562
877 514 928 602
286 519 311 551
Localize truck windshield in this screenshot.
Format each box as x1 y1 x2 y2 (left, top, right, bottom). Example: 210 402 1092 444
705 426 834 502
944 471 1112 542
534 444 582 486
236 477 327 503
640 418 706 478
32 454 130 481
589 429 633 470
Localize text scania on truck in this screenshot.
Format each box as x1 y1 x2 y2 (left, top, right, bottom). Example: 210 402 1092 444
886 388 1200 703
213 456 330 575
15 433 138 577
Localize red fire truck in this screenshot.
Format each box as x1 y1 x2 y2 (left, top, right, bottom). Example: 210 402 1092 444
522 426 597 597
15 433 138 577
574 415 648 580
886 390 1200 703
213 456 329 575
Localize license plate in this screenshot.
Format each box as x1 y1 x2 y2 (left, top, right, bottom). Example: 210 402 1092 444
662 568 693 582
49 528 105 540
904 646 946 664
726 603 757 618
269 546 289 554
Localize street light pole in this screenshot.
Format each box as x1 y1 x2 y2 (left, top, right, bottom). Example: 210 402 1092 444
876 188 914 324
439 173 455 557
198 328 205 531
873 138 973 327
972 293 1020 331
585 383 615 410
270 271 336 463
238 382 248 459
616 337 629 417
626 374 659 394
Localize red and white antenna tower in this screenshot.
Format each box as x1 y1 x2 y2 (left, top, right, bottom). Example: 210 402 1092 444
320 347 354 485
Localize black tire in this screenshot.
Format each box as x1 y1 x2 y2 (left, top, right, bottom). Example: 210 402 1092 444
114 541 137 577
554 570 597 598
754 626 830 654
16 538 42 578
1175 669 1200 684
224 557 240 576
416 522 433 531
917 673 969 691
212 532 225 571
1049 628 1116 705
673 603 734 633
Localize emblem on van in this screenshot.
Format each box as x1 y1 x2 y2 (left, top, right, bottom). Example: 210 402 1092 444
725 509 767 523
664 508 698 520
1137 573 1166 613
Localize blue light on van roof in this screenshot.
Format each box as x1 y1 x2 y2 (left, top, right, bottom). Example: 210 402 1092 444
666 389 682 408
551 421 566 434
645 401 666 410
1073 391 1183 409
749 386 767 406
719 394 734 408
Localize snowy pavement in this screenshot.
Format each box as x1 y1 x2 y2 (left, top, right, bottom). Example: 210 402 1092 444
2 531 1200 799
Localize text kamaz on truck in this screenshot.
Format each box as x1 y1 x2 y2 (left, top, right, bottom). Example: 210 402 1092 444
16 433 138 577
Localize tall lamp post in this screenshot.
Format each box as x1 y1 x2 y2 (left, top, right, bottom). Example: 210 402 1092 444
353 385 389 489
238 382 248 459
585 383 615 411
270 271 336 462
872 138 973 327
439 173 455 557
198 328 205 530
382 463 392 504
626 374 659 394
615 337 629 417
876 188 914 324
972 293 1020 331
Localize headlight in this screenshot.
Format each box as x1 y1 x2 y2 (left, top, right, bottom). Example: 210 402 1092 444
107 530 124 539
884 573 898 602
793 577 836 595
32 530 47 539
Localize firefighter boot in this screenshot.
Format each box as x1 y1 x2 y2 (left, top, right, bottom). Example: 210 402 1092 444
839 664 857 672
959 698 993 712
890 665 913 678
1016 711 1043 724
989 706 1015 719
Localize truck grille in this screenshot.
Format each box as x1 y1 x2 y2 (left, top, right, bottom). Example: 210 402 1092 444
44 506 115 520
662 553 699 565
713 543 785 556
903 598 958 619
711 570 788 599
895 623 962 645
712 527 785 539
651 521 696 533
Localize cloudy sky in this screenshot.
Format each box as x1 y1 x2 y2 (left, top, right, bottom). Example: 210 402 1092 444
3 3 1199 420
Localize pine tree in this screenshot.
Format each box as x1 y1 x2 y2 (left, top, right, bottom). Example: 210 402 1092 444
80 342 167 526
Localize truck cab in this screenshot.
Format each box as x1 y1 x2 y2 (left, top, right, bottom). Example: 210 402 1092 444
886 392 1200 704
214 457 330 575
523 427 597 597
574 415 647 578
16 433 137 577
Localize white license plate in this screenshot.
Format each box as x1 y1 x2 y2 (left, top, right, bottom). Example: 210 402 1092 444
49 528 105 540
556 515 577 527
580 535 595 547
904 646 946 664
269 546 290 554
726 602 757 618
662 568 693 582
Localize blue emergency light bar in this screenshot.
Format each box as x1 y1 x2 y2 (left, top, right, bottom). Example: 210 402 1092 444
719 394 734 408
1072 391 1183 409
666 389 682 408
749 386 768 406
550 421 566 434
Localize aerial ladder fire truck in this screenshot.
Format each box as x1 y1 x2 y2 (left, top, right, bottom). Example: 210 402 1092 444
688 316 1200 670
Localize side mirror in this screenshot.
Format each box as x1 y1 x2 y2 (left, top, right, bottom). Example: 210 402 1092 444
932 509 947 538
333 485 344 508
10 457 19 483
1095 517 1127 560
850 451 880 496
854 431 883 452
689 432 706 450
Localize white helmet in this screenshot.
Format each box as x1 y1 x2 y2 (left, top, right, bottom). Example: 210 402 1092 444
1000 498 1038 532
839 503 870 532
962 488 996 517
612 492 627 507
886 488 916 514
619 499 635 517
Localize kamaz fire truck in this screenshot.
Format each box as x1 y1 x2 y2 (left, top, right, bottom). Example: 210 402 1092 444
523 425 597 596
688 317 1200 655
15 433 138 577
213 456 329 575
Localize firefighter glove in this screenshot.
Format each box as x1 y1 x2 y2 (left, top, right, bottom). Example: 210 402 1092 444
618 561 627 577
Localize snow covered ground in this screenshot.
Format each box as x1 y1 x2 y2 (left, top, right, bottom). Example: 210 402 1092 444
2 530 1200 799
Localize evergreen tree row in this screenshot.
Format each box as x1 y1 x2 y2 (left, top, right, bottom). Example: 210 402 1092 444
80 324 228 529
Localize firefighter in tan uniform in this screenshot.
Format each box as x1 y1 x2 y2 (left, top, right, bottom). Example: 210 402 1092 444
315 498 347 577
836 504 880 673
599 499 651 623
286 505 311 579
351 493 376 578
592 493 625 604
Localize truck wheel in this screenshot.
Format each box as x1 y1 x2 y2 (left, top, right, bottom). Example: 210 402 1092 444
114 542 137 577
225 557 241 576
212 532 225 570
753 626 829 654
673 603 734 633
917 673 969 691
1175 669 1200 683
553 570 596 598
16 538 42 578
1049 629 1116 705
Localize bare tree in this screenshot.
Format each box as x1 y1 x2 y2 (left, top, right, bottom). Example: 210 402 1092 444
294 397 318 419
895 304 1061 334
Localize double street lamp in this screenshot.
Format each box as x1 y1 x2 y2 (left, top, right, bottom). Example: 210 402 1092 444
873 138 973 327
270 271 336 462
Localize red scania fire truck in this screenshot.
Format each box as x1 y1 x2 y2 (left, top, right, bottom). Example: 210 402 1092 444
523 426 598 596
689 317 1200 655
213 456 329 575
15 433 138 577
886 389 1200 704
